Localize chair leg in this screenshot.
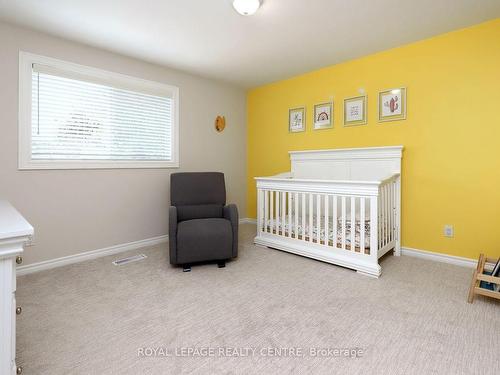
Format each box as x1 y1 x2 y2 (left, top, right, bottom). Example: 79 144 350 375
183 264 191 272
217 261 226 268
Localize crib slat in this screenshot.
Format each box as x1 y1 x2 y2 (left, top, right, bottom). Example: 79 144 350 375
276 191 280 235
341 196 346 250
281 191 286 236
282 191 286 236
316 194 321 243
392 181 396 242
387 184 391 244
381 186 387 247
378 194 382 249
257 189 262 233
385 184 389 246
309 193 314 242
389 183 393 242
382 187 386 247
360 197 365 254
284 191 288 236
280 191 284 235
392 181 398 241
385 183 391 245
302 193 306 241
324 195 329 246
351 196 356 251
269 191 274 234
388 184 391 243
392 181 396 243
370 196 378 255
294 192 299 239
264 190 269 233
385 185 388 245
333 195 338 247
287 192 292 238
274 191 277 235
382 191 386 248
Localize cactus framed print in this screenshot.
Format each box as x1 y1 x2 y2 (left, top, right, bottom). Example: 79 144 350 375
313 102 333 130
289 107 306 132
344 95 367 126
378 87 406 122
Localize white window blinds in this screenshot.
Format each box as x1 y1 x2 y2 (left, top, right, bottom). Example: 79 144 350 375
31 64 173 162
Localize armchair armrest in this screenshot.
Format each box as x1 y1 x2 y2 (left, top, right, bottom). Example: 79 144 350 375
224 204 239 258
169 206 178 265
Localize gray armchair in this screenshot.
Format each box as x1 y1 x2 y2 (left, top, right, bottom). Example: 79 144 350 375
169 172 238 271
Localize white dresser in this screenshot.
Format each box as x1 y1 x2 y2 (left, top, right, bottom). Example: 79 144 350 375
0 201 33 375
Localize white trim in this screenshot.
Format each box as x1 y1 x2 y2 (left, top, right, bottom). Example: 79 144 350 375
17 235 168 276
401 247 477 268
239 218 257 224
18 51 180 170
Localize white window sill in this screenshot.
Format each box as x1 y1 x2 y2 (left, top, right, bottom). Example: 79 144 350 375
18 160 180 170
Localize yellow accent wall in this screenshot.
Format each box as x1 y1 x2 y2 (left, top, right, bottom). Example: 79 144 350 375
247 18 500 260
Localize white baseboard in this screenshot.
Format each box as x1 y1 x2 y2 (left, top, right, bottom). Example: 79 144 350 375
18 220 255 276
401 246 477 268
17 224 477 276
239 218 257 224
17 235 168 276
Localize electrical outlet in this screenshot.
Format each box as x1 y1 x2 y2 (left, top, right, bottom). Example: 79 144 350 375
444 225 454 238
25 235 35 247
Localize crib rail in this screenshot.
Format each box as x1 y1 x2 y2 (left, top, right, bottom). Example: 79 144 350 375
378 174 400 255
255 174 400 265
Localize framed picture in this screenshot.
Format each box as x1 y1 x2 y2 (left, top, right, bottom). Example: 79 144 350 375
344 95 367 126
313 102 333 130
289 107 305 132
378 87 406 122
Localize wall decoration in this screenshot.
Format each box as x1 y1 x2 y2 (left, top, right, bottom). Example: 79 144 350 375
344 95 367 126
378 87 406 122
313 102 333 130
289 107 306 132
215 115 226 132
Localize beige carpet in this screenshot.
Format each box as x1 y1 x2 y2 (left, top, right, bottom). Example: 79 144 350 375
16 224 499 375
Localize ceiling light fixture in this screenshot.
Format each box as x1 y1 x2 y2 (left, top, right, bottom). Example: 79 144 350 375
232 0 262 16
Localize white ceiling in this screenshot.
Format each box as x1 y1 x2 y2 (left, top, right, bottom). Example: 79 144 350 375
0 0 499 88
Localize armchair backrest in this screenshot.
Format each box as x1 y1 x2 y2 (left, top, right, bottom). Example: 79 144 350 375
170 172 226 222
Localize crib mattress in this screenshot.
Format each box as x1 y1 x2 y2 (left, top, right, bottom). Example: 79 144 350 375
265 216 371 250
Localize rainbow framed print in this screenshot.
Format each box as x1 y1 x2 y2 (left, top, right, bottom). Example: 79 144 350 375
313 102 333 130
344 95 367 126
378 87 406 122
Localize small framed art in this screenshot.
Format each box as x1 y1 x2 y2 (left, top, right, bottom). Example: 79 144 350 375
313 102 333 130
344 95 367 126
289 107 305 132
378 87 406 122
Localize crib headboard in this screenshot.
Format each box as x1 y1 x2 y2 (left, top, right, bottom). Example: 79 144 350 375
289 146 403 181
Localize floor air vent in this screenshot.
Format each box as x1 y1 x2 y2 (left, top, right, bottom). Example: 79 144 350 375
112 254 147 266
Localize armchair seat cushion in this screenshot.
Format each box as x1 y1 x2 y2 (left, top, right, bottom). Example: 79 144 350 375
176 218 233 264
177 204 223 222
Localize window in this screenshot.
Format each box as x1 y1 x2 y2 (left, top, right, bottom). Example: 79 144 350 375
19 52 179 169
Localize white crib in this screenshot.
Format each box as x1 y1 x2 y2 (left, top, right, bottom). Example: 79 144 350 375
254 146 403 277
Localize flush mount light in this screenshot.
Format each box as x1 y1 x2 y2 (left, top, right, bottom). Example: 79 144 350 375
233 0 262 16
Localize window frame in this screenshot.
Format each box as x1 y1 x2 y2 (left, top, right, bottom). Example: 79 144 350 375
18 51 180 170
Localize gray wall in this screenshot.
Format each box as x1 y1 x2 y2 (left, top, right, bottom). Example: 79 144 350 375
0 22 247 265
